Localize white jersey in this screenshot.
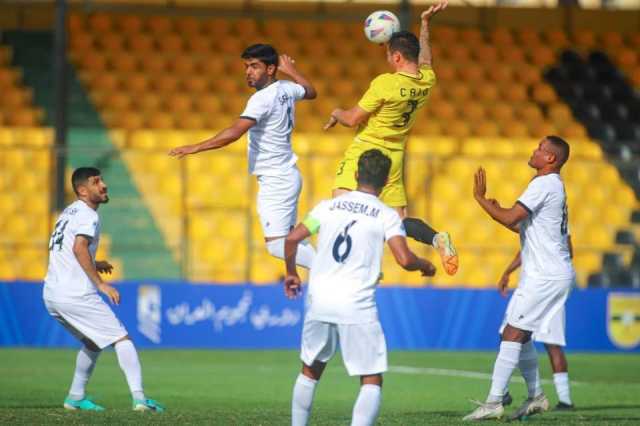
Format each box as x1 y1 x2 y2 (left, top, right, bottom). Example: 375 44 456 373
517 173 575 281
240 80 306 176
44 200 101 302
302 191 406 324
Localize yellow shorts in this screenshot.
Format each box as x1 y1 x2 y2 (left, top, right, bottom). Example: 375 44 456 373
333 140 406 207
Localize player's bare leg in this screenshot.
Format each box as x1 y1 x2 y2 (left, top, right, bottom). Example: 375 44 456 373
292 361 326 426
545 344 574 410
352 374 383 426
396 206 458 276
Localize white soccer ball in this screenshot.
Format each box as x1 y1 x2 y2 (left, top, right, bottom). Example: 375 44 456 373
364 10 401 44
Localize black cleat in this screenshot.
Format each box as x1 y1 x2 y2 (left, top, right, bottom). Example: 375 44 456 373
502 391 513 407
553 401 575 411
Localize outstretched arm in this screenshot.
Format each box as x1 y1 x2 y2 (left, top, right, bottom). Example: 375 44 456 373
474 167 529 229
278 54 317 100
418 0 448 68
323 106 371 130
168 118 255 158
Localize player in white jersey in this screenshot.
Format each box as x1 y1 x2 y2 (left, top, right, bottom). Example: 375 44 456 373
464 136 574 421
44 167 164 412
498 250 575 411
283 149 436 426
169 44 317 268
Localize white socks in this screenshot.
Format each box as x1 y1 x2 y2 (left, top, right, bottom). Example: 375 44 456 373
292 374 318 426
266 238 315 269
351 384 382 426
488 341 522 403
553 372 572 405
114 339 145 401
68 346 100 400
518 341 542 398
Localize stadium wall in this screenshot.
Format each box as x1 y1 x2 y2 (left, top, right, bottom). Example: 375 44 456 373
1 282 639 352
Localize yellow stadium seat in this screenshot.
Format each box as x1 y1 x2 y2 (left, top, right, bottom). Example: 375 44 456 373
69 32 94 51
6 109 42 127
128 34 155 53
147 16 173 34
500 47 526 64
88 13 112 33
490 28 515 46
502 121 530 138
118 15 143 34
99 33 124 51
179 113 205 130
545 30 569 49
147 112 175 129
531 82 558 105
109 54 138 73
159 34 184 53
488 102 515 122
175 16 201 36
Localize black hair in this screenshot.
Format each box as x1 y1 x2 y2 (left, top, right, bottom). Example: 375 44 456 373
388 31 420 62
72 167 101 195
357 149 391 190
545 135 570 167
241 44 279 67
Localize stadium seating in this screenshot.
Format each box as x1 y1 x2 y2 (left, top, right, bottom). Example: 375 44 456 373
57 13 638 286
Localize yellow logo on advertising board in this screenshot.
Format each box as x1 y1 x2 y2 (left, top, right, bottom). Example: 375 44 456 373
607 293 640 349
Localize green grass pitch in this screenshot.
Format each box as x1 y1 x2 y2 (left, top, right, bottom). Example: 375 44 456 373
0 349 638 425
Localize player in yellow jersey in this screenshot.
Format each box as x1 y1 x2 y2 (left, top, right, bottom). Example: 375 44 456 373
323 1 458 275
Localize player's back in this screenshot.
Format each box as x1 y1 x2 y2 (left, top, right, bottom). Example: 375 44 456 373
44 200 101 301
356 65 436 150
306 191 404 323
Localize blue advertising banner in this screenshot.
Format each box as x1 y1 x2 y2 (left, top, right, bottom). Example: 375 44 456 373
1 281 638 352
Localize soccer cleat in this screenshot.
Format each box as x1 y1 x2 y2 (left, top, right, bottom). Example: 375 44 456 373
508 393 549 421
133 398 165 413
63 396 105 411
462 400 504 421
502 391 513 407
433 232 458 275
553 401 575 411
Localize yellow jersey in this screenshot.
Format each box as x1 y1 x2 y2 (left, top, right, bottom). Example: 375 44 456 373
356 65 436 150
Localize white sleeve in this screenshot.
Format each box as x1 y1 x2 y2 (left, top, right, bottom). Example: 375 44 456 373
383 209 406 241
74 211 98 239
240 92 270 123
517 178 548 215
288 81 306 101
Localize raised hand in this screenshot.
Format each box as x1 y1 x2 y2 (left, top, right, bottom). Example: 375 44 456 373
474 167 487 200
323 115 338 131
421 0 448 22
278 54 298 77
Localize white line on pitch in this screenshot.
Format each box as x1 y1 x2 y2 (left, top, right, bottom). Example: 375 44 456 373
389 365 585 386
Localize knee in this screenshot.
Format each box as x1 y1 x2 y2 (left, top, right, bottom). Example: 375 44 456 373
361 374 383 387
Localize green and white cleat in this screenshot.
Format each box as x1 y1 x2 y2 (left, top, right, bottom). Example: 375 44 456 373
462 400 503 421
63 396 105 411
133 398 165 412
508 393 549 421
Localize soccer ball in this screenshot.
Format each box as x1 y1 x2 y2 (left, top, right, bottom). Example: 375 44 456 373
364 10 400 44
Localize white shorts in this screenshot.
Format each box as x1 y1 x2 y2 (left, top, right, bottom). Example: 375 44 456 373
44 295 128 350
256 166 302 238
500 299 567 346
503 276 572 335
300 319 387 376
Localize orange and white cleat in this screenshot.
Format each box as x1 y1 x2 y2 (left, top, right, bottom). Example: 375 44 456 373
433 232 458 275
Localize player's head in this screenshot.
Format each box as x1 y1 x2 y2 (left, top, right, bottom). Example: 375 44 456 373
241 44 279 89
356 149 391 193
528 136 570 171
72 167 109 205
387 31 420 66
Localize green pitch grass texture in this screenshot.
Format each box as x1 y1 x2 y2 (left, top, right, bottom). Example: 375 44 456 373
0 350 638 425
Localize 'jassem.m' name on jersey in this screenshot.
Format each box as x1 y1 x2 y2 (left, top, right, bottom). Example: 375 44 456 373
329 199 381 218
